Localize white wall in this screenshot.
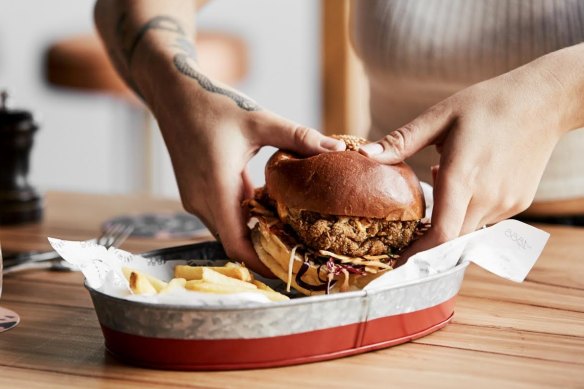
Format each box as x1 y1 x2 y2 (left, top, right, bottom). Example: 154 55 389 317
0 0 139 194
0 0 321 198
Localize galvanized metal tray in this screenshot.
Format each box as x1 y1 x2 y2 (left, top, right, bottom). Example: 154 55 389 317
86 241 468 370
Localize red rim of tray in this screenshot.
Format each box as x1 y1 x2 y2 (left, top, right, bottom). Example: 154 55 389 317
102 296 456 370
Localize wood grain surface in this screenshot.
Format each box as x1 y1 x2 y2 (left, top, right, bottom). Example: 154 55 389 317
0 192 583 388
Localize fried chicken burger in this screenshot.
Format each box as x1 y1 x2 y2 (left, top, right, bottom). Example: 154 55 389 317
245 136 426 295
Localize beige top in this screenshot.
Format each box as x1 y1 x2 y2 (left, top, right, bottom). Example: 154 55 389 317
351 0 584 201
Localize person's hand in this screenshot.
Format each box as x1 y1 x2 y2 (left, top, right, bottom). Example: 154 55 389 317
146 71 345 275
93 1 347 275
360 66 573 258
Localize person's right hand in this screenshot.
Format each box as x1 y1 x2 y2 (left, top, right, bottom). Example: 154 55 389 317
141 60 345 275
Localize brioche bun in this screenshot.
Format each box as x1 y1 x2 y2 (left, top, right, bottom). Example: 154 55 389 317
265 150 425 220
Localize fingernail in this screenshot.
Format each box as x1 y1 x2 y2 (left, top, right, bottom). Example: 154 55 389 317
359 143 383 156
320 137 346 151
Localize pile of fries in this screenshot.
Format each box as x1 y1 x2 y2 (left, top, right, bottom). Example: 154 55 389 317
122 262 289 302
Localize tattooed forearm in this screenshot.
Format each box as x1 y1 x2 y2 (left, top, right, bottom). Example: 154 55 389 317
112 13 257 111
121 15 189 65
113 14 192 97
100 18 142 98
170 37 198 59
173 53 260 111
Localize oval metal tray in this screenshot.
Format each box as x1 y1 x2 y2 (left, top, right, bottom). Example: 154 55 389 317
87 241 468 370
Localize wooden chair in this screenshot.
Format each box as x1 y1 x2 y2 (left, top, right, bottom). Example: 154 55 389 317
321 0 369 137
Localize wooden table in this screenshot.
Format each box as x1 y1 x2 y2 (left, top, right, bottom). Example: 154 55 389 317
1 192 583 387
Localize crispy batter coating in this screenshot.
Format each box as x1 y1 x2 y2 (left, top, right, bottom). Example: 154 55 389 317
282 207 418 257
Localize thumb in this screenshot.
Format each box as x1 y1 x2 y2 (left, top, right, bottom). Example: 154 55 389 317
252 112 345 155
359 104 452 164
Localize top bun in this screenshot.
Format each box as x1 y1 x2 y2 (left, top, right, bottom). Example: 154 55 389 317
265 149 425 220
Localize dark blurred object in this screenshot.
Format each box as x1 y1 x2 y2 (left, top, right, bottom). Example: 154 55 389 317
0 91 43 225
517 214 584 227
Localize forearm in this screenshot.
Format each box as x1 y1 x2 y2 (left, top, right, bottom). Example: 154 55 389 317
94 0 198 98
95 0 259 126
510 43 584 134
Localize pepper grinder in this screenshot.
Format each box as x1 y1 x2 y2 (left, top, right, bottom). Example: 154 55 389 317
0 91 43 225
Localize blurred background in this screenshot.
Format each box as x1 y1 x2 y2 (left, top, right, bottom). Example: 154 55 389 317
0 0 369 200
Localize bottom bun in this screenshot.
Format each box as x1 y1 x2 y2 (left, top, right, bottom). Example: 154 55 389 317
251 220 387 296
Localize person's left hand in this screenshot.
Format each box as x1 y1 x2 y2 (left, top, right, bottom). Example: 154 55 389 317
360 64 574 257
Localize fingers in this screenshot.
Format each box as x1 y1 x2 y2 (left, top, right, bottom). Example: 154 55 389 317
210 166 273 277
479 193 534 228
181 165 273 276
250 112 345 155
427 166 472 242
459 205 485 236
456 186 534 235
360 103 453 164
400 167 472 262
459 193 506 235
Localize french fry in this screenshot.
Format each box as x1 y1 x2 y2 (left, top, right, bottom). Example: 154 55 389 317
129 271 157 295
122 264 288 302
186 268 257 289
252 280 289 301
258 290 289 302
175 264 253 282
122 267 168 292
159 278 187 294
185 280 254 294
144 274 168 292
252 280 275 292
200 268 257 288
185 280 289 302
122 266 133 281
224 261 254 281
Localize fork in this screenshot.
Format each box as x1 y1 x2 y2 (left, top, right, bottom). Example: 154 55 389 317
3 223 133 274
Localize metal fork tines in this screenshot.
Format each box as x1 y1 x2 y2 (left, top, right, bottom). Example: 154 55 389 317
96 223 134 250
3 223 133 274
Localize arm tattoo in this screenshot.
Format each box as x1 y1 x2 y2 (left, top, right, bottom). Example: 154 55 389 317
170 37 198 59
128 16 186 65
115 13 259 111
173 53 260 111
113 12 143 97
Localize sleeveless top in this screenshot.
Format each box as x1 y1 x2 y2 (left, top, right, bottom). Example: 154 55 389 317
350 0 584 201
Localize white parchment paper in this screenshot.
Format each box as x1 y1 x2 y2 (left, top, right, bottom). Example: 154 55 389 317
47 238 274 305
48 217 548 304
47 184 549 304
363 219 549 290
